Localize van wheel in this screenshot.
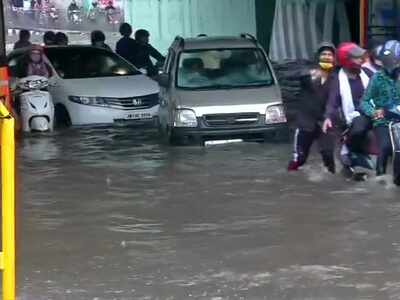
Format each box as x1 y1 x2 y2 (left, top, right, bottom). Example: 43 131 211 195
55 104 71 127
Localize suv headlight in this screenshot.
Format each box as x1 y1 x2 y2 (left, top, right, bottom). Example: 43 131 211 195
69 96 107 107
265 104 287 124
174 109 198 128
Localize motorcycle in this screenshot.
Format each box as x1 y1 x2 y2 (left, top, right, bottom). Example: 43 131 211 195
87 6 100 23
18 76 54 133
69 9 82 25
340 105 400 185
105 8 119 26
49 6 59 23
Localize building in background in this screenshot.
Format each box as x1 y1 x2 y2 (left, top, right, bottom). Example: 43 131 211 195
121 0 257 55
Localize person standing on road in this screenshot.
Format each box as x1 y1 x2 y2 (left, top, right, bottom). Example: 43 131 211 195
91 30 112 51
43 31 56 46
55 32 69 46
115 23 138 65
287 42 337 173
14 29 32 50
133 29 165 76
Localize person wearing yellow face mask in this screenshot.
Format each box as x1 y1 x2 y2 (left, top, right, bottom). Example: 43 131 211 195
288 42 337 173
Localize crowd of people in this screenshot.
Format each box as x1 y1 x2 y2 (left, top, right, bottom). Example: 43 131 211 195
287 39 400 184
12 21 165 76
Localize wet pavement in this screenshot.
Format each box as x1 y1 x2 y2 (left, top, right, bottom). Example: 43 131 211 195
14 126 400 299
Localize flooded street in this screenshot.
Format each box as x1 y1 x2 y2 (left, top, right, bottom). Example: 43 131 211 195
16 127 400 300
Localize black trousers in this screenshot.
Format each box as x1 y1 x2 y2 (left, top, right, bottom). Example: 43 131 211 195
347 115 372 154
292 125 336 172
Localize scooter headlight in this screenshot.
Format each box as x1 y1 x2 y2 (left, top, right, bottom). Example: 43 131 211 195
174 109 198 128
265 104 287 124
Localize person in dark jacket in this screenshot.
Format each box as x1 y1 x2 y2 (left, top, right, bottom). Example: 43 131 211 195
287 42 337 173
91 30 112 51
55 32 69 46
43 31 56 46
13 29 31 50
115 23 138 64
133 29 165 76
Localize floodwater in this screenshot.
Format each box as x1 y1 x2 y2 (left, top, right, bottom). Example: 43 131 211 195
14 126 400 299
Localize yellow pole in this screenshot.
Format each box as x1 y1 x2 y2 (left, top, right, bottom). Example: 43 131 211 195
0 102 16 300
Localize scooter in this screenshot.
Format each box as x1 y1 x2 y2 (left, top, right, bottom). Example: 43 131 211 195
18 76 54 133
340 106 400 185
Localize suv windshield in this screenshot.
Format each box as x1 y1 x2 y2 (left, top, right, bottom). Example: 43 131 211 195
45 47 141 79
176 48 273 89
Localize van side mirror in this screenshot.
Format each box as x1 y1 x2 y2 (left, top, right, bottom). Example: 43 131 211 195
156 73 170 88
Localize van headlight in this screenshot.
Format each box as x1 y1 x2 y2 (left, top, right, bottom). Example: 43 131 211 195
174 109 198 127
265 104 287 124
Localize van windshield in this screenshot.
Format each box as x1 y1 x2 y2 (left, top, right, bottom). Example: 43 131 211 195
176 48 274 89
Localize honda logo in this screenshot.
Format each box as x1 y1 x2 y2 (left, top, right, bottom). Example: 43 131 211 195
131 98 142 106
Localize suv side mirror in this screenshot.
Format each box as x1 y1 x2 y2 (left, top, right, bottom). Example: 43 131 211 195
156 73 170 88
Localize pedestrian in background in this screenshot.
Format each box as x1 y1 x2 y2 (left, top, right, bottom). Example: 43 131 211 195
55 32 69 46
91 30 111 51
14 29 32 50
43 31 56 46
116 23 138 64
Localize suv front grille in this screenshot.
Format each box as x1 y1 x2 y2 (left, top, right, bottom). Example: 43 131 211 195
203 113 260 127
102 93 159 110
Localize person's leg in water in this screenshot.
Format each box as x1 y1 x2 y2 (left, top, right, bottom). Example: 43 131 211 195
374 125 393 176
348 115 372 154
288 128 316 171
317 128 336 173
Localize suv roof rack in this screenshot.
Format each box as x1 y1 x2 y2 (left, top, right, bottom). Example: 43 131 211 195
240 33 257 43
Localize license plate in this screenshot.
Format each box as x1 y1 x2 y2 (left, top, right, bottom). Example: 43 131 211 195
124 113 152 120
205 139 243 146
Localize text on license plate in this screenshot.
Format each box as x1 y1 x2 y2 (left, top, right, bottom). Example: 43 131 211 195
125 113 152 120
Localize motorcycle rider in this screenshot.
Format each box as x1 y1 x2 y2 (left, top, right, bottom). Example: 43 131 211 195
14 45 53 114
67 0 80 21
104 1 116 23
133 29 165 76
360 40 400 182
323 42 374 175
287 42 337 173
87 0 99 20
16 45 53 78
91 30 111 51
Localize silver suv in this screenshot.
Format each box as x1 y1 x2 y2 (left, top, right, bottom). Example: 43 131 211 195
157 34 288 145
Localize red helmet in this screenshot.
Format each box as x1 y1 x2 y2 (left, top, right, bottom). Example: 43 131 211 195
337 42 366 69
